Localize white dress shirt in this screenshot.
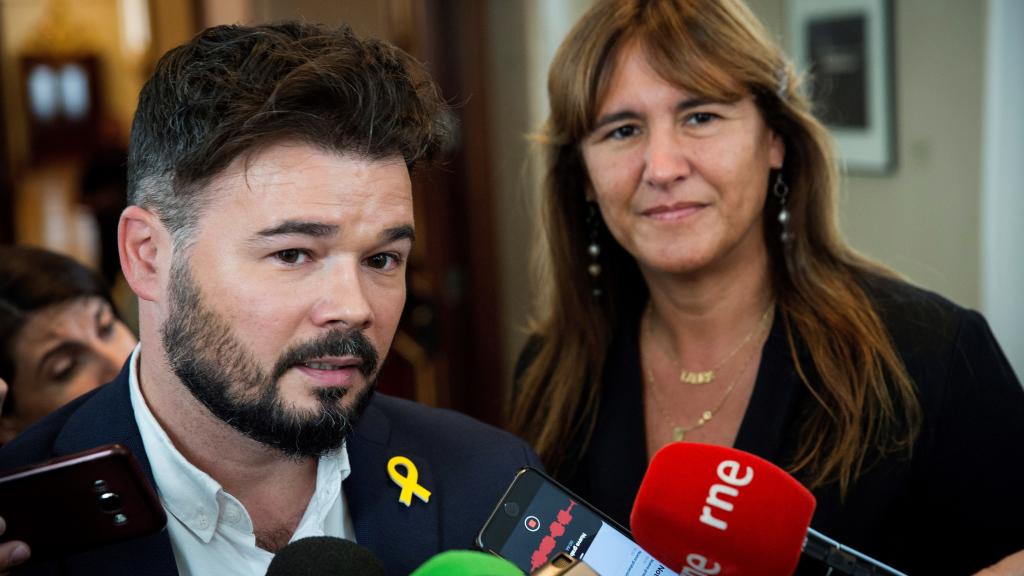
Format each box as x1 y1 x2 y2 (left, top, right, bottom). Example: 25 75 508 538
127 345 356 575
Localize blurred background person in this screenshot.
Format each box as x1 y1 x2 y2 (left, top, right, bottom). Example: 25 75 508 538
0 245 136 443
508 0 1022 574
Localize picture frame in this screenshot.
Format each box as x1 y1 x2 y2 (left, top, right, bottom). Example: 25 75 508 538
786 0 896 174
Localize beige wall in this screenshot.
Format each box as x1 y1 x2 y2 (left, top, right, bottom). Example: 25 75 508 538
747 0 986 309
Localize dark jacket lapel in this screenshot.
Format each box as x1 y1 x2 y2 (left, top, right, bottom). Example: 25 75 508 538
344 398 440 575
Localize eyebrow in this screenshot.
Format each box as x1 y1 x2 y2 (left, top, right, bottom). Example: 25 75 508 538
249 221 415 245
254 221 340 239
592 96 717 132
383 224 416 244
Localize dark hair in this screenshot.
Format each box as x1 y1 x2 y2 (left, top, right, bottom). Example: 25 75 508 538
127 21 452 244
0 246 116 411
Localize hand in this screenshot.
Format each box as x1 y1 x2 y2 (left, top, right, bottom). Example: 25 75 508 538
0 515 30 574
975 550 1024 576
0 377 6 414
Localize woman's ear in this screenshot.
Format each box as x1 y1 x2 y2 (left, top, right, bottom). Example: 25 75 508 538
119 206 169 303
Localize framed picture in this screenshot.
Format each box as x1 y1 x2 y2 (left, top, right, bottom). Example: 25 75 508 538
787 0 896 174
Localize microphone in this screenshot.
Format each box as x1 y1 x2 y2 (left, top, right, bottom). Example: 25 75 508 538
409 550 523 575
266 536 384 576
630 443 908 576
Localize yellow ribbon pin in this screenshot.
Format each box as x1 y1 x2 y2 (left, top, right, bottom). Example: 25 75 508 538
387 455 431 507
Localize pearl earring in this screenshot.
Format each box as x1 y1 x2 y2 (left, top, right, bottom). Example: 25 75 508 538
586 203 602 298
773 172 793 243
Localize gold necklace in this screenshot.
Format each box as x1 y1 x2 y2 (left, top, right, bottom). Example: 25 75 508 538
645 302 774 385
643 307 772 442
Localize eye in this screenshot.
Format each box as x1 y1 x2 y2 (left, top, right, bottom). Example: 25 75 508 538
50 356 79 383
684 111 720 126
605 124 641 141
273 249 311 265
98 320 116 339
365 252 402 271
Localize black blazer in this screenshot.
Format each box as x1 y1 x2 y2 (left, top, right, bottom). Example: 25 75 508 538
544 276 1024 575
0 364 542 575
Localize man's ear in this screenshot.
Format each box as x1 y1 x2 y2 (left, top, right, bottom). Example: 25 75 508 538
119 205 170 303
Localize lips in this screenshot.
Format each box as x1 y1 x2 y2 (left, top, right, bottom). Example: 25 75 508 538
641 201 706 221
294 357 363 387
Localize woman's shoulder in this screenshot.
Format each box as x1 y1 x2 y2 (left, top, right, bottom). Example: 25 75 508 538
857 271 970 347
856 270 1017 388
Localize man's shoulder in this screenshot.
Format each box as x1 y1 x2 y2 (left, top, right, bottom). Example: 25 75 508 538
360 391 540 469
0 388 100 471
366 394 532 456
0 372 133 473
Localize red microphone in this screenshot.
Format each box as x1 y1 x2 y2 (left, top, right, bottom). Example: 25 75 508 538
630 443 907 576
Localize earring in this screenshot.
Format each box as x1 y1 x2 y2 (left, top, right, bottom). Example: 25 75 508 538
773 172 793 243
586 203 602 298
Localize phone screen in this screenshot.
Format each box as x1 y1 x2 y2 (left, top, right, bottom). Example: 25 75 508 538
477 468 677 576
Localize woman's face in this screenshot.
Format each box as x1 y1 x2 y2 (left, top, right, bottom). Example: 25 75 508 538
580 42 784 279
6 296 136 430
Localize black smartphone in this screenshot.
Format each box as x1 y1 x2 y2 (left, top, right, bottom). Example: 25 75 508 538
0 444 167 562
476 467 677 575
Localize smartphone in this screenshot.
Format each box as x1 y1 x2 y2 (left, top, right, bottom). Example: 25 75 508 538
0 444 167 562
476 467 677 576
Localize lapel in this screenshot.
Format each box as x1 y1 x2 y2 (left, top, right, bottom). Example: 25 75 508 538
50 365 179 576
344 397 440 575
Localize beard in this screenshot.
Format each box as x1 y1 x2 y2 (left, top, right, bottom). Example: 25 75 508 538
159 257 379 458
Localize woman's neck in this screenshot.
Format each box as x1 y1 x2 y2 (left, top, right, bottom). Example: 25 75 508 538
641 244 775 369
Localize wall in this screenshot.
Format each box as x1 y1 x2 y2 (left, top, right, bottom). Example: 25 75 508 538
747 0 986 309
981 0 1024 377
488 0 595 383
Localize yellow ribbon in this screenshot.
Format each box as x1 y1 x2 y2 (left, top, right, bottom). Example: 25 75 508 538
387 455 431 507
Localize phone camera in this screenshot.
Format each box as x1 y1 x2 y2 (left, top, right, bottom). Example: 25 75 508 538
98 492 124 514
503 502 520 517
92 479 108 492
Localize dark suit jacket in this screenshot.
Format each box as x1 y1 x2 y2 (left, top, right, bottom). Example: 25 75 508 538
0 367 541 575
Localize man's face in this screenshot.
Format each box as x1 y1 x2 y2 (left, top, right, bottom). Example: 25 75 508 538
159 142 413 457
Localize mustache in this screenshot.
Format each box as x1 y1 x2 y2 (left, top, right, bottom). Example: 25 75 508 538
272 329 379 381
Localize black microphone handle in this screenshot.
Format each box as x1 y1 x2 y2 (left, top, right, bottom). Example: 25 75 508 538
802 528 908 576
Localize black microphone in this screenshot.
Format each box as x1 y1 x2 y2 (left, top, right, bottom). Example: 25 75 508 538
266 536 384 576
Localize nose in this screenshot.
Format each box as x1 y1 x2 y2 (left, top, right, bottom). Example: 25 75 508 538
310 260 373 331
642 124 691 189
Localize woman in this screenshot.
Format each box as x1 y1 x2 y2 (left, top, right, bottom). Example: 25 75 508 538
509 0 1023 573
0 246 136 443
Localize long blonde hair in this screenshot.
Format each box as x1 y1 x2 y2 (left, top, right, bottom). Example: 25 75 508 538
509 0 920 496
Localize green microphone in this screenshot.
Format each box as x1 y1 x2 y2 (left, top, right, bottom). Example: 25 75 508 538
409 550 524 575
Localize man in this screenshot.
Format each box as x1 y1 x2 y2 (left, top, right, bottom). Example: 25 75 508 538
0 22 539 575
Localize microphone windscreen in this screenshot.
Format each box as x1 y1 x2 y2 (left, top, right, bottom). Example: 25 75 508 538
409 550 523 575
630 443 815 576
266 536 384 576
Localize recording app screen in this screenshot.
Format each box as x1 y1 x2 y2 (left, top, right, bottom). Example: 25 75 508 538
499 481 677 576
